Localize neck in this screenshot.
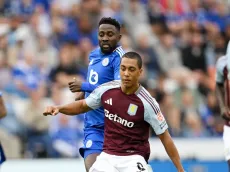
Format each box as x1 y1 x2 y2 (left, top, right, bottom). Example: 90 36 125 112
121 83 140 95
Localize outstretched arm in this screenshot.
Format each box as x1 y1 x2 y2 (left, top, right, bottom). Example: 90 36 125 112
43 99 92 116
69 78 99 93
158 130 184 172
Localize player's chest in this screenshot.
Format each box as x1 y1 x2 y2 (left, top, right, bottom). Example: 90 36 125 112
87 58 113 83
101 90 144 122
88 57 112 72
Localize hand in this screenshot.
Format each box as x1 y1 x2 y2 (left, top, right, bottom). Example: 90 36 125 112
221 107 230 120
43 106 59 116
68 77 82 93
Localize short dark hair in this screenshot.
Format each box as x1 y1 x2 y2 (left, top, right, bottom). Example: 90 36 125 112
99 17 121 31
122 52 142 69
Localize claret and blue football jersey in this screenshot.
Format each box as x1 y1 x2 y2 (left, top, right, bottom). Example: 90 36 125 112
79 46 125 158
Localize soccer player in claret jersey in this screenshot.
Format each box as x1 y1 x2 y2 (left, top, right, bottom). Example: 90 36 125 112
0 91 7 167
216 46 230 170
44 52 185 172
68 17 125 171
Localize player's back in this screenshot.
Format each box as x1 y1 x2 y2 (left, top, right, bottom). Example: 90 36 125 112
84 46 125 129
99 82 168 161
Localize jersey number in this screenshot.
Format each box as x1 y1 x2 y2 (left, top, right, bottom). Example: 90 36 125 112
89 69 98 85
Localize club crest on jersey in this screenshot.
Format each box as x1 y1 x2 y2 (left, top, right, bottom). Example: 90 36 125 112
157 112 164 121
127 104 138 116
102 58 109 66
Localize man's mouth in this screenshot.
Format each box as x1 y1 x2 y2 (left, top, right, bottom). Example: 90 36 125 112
124 79 131 82
102 44 110 48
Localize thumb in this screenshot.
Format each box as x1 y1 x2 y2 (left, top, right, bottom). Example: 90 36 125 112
52 108 59 116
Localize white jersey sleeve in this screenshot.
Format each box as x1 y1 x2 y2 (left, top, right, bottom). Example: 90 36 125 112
216 56 227 84
85 80 121 110
137 87 168 135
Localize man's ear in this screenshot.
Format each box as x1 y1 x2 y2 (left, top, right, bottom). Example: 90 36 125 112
118 34 122 41
139 68 143 75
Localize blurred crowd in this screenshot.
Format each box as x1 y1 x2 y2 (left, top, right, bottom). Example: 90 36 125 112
0 0 229 159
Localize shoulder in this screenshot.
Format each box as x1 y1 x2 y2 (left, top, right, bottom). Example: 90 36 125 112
89 47 101 59
92 80 121 94
216 55 227 72
112 46 125 58
99 80 121 89
136 86 160 112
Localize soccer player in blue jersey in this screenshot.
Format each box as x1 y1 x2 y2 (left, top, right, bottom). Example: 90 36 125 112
0 91 7 166
68 17 125 171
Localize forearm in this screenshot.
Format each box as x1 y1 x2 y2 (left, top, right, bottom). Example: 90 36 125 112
159 131 184 171
81 82 98 92
164 138 183 170
57 100 91 115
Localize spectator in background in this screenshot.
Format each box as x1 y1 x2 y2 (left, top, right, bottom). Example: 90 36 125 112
49 43 82 88
10 49 46 98
181 31 207 72
155 30 182 75
15 85 51 158
136 31 161 79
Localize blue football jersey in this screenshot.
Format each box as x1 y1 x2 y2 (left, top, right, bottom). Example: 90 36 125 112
84 46 125 128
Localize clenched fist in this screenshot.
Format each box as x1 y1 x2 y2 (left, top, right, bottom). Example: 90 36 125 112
68 77 82 93
43 106 59 116
221 107 230 120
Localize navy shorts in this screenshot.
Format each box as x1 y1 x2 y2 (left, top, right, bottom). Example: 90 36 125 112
79 128 104 159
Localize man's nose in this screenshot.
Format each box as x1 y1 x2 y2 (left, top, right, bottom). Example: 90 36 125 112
102 36 109 41
124 70 129 76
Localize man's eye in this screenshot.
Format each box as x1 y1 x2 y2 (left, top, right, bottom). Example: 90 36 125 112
108 33 114 37
130 68 135 72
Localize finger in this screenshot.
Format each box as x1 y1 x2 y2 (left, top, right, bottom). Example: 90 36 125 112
43 107 50 115
68 81 74 85
43 111 50 116
70 88 77 93
44 107 53 116
69 85 76 89
52 109 59 116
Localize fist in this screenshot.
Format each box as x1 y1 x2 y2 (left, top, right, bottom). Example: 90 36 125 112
68 78 82 93
222 112 230 121
43 106 59 116
221 107 230 120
